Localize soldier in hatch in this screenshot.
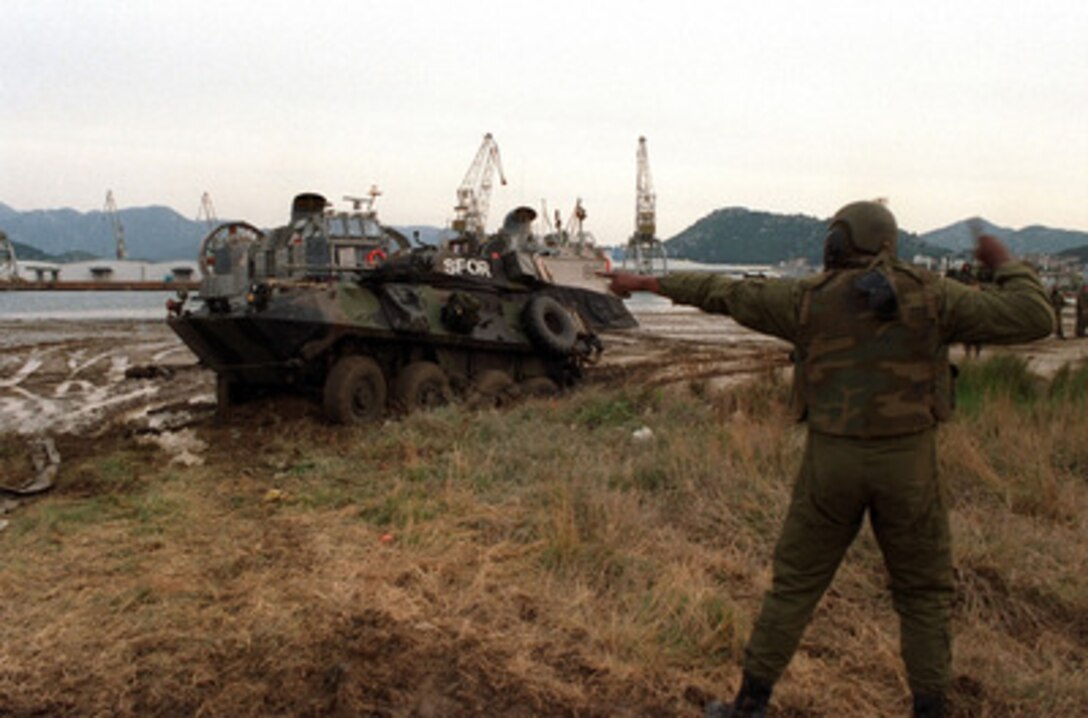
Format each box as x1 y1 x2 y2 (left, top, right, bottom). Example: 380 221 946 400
603 201 1053 718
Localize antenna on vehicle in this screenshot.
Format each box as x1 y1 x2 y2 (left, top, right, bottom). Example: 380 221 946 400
344 185 381 213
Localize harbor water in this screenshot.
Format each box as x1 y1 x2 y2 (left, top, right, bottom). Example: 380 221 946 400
0 290 178 321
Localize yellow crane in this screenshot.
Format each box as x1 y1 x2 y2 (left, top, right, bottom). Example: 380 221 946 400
452 133 507 241
623 137 667 275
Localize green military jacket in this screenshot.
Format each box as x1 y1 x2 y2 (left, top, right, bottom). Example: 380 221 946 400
658 261 1054 436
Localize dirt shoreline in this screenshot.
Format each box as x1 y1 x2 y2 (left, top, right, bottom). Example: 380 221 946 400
1 311 1085 437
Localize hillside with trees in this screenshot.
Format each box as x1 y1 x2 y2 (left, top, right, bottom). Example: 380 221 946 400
663 207 945 264
662 208 1088 265
921 218 1088 255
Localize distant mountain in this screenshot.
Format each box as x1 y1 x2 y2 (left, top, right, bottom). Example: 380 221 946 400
919 218 1088 255
664 207 947 265
0 202 206 261
6 200 1085 266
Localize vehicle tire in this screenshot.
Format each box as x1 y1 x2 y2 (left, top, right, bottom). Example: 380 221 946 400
394 361 451 413
324 355 387 424
469 369 515 408
523 296 578 355
519 376 559 397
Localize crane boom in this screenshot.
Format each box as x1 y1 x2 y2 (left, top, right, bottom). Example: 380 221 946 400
452 133 507 238
635 136 656 238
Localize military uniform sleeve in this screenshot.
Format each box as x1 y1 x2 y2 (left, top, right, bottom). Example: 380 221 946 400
938 261 1054 345
657 272 803 343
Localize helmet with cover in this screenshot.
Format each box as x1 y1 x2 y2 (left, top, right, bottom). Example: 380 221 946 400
829 200 898 259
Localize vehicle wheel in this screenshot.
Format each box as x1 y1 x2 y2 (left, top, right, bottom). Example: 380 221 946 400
324 355 387 424
394 361 451 413
519 376 559 397
469 369 515 408
523 296 578 355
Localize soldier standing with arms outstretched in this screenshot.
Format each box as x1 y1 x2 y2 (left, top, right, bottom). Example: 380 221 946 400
603 201 1054 718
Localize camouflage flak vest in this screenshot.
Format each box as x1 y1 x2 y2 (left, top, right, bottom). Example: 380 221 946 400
791 264 953 438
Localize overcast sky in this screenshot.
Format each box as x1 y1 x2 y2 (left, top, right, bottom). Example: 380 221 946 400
2 0 1086 244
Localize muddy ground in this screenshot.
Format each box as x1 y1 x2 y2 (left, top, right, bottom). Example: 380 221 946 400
1 308 1085 438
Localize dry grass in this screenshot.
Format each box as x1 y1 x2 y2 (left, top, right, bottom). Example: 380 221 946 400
1 357 1086 716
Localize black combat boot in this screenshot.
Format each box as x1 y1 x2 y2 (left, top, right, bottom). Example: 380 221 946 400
704 672 773 718
912 693 946 718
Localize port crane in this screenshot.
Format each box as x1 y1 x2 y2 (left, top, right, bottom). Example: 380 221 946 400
539 199 556 235
343 184 382 214
452 133 507 241
622 136 667 275
104 190 127 260
0 230 18 280
564 198 595 252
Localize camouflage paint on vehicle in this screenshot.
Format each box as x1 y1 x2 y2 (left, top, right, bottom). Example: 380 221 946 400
167 193 636 423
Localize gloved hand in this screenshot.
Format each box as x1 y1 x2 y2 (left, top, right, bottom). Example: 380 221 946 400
596 271 661 298
974 234 1011 270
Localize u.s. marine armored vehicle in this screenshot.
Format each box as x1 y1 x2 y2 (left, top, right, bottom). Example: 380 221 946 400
167 193 635 423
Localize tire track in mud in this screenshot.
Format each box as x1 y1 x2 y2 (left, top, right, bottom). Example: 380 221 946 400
592 311 792 389
0 314 787 435
2 314 1081 436
0 322 212 435
590 333 790 390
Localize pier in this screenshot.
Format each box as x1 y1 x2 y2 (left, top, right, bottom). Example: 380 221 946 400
0 280 200 292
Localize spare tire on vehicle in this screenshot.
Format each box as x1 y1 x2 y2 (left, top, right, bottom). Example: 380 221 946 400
522 296 578 355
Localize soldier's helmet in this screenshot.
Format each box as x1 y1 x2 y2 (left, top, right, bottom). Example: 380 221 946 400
830 201 898 258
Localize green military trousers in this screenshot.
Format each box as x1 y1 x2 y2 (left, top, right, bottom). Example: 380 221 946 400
743 428 954 696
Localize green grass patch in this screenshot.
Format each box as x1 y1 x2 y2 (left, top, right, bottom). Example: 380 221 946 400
566 387 662 430
31 495 125 535
357 487 445 529
1049 360 1088 403
955 355 1041 415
